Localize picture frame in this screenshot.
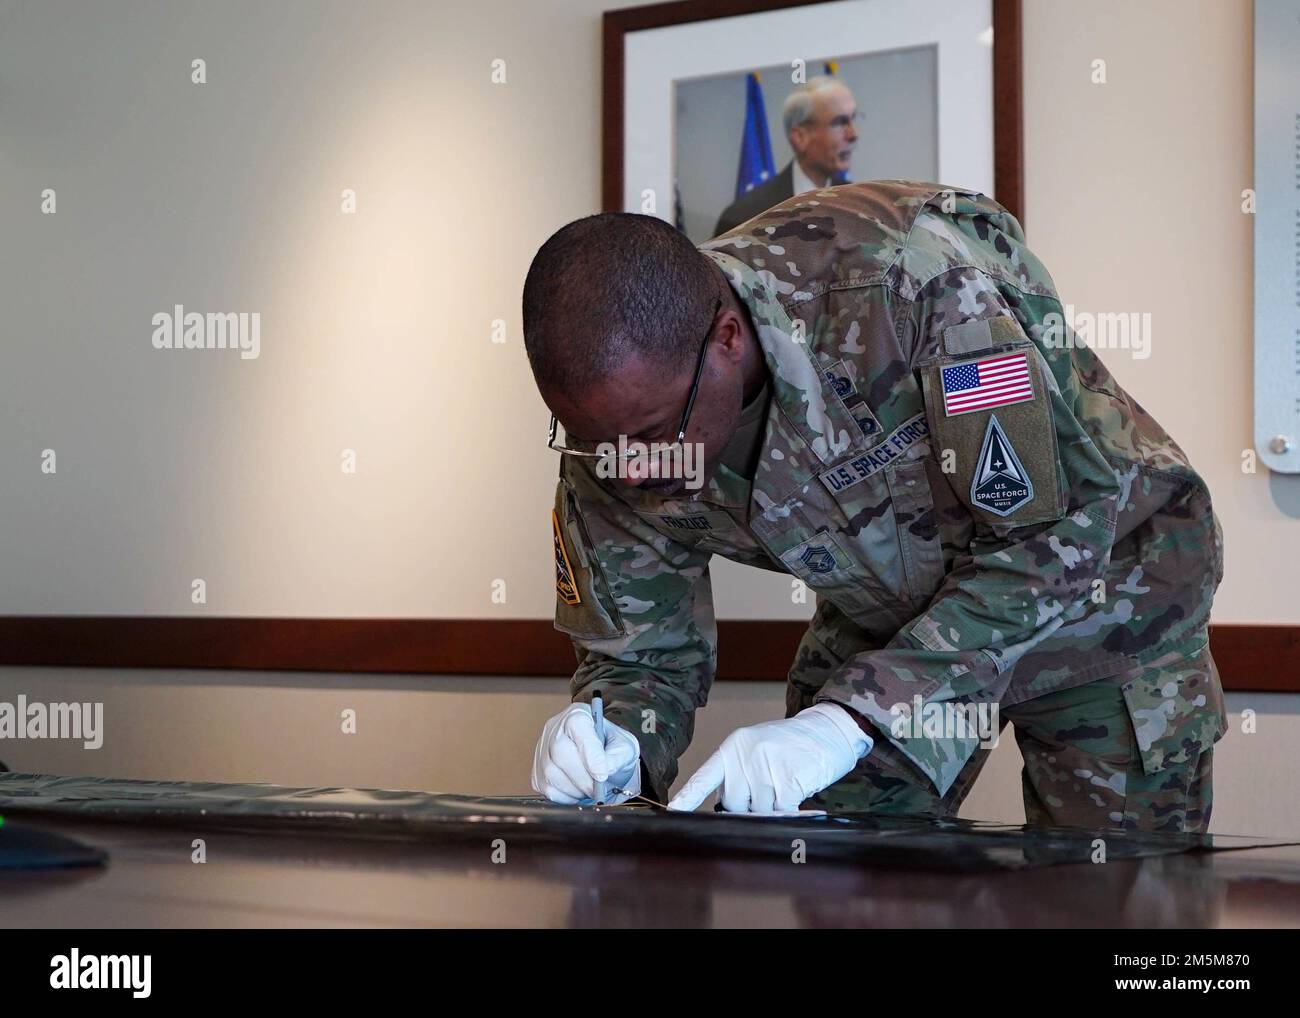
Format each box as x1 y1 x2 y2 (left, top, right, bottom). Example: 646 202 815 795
603 0 1024 232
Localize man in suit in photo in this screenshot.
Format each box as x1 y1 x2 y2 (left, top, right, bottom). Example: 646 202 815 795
713 75 861 237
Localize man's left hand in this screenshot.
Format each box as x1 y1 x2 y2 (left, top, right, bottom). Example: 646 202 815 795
666 703 873 813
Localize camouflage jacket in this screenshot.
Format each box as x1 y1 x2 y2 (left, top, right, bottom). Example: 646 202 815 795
550 181 1225 803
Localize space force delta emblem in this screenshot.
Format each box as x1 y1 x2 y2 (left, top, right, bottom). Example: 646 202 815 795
970 415 1033 516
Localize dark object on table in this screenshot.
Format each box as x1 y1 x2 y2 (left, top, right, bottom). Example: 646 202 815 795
3 771 1295 873
0 816 107 870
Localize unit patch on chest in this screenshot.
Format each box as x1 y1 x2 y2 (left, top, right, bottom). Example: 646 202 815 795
823 358 880 437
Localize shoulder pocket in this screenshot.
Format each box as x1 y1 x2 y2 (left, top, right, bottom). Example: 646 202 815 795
552 482 627 641
920 327 1065 531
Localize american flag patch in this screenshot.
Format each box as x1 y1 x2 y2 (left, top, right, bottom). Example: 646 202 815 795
941 352 1034 417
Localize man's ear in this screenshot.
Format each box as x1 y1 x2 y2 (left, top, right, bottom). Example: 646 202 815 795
715 310 749 363
788 125 808 157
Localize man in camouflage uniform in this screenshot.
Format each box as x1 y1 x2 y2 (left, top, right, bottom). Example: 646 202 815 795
522 180 1226 832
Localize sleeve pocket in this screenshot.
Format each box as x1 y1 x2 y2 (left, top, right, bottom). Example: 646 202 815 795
552 482 627 641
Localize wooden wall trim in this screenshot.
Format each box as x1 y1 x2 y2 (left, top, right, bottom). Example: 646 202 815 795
991 0 1024 224
0 618 1293 693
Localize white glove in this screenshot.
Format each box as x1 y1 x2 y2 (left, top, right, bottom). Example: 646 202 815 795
531 702 642 805
667 703 872 813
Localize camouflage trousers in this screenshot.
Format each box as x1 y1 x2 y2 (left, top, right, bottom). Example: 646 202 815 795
788 604 1224 834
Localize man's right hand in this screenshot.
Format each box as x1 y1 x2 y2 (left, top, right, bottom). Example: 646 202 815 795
531 702 642 805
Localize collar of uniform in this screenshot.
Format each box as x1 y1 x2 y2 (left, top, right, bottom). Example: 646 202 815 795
699 248 867 470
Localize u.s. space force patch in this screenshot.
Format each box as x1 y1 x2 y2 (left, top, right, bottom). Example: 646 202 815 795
969 415 1033 516
818 412 930 494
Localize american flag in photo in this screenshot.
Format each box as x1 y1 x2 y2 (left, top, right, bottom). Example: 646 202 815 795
941 352 1034 416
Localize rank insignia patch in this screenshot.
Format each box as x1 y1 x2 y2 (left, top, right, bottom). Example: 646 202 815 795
970 415 1034 516
552 508 581 605
800 544 836 574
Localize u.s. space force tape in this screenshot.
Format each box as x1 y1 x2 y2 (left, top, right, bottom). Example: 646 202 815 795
819 412 930 494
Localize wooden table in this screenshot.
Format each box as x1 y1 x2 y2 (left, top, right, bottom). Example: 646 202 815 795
4 814 1300 928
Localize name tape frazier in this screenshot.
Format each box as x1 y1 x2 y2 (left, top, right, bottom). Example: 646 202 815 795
634 508 738 536
819 412 930 494
658 515 713 531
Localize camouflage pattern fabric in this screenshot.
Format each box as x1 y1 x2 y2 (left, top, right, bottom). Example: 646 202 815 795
790 601 1219 832
548 181 1226 826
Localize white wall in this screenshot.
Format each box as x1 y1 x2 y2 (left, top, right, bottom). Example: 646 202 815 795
1 0 1296 834
1023 0 1300 623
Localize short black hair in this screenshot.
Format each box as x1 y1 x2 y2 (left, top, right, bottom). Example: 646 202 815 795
521 212 718 397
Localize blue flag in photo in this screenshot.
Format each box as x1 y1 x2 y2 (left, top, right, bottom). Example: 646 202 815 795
733 72 775 200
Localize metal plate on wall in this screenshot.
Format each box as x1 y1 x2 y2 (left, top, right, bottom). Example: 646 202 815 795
1255 0 1300 473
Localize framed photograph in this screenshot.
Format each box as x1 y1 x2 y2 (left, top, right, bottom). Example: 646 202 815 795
603 0 1023 240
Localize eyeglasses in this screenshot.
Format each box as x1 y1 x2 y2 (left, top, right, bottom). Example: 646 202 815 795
548 295 722 461
825 111 864 130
